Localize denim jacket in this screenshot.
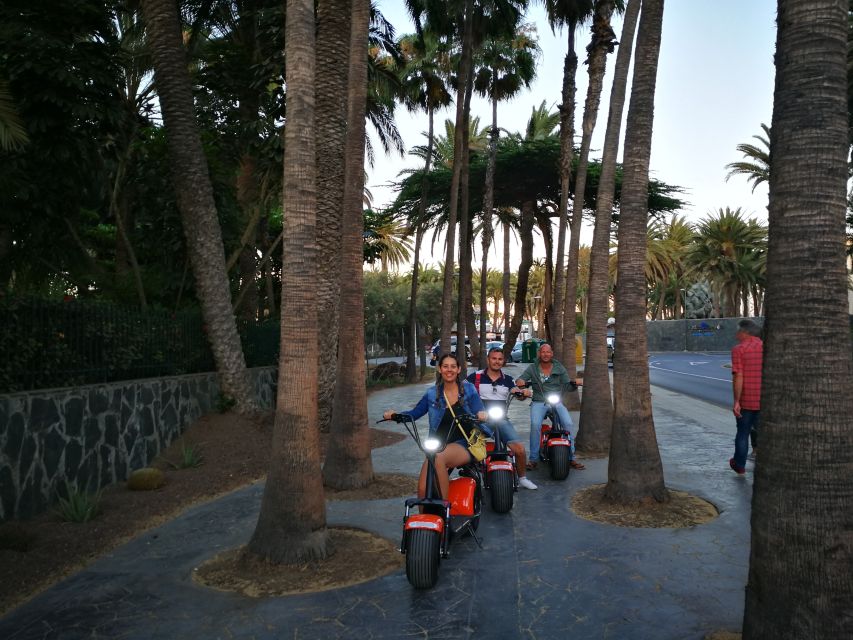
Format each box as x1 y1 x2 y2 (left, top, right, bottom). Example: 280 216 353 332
401 381 491 437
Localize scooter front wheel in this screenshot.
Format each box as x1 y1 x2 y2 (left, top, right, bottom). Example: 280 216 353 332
405 529 440 589
489 469 514 513
549 445 571 481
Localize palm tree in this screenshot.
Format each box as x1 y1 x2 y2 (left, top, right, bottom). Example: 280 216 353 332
324 0 375 490
474 26 539 362
561 0 619 373
315 0 352 433
688 208 766 317
139 0 257 413
246 0 328 561
542 0 595 359
574 0 637 455
724 123 770 193
0 79 28 151
743 1 853 634
605 0 667 505
399 30 452 381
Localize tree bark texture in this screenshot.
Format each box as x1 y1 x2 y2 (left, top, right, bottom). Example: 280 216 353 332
502 220 512 335
479 95 499 364
315 0 351 432
577 0 635 455
323 0 374 490
743 1 853 636
247 0 328 561
440 0 474 355
605 0 668 504
140 0 257 413
551 28 578 361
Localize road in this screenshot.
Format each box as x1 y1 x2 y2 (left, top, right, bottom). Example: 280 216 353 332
648 351 732 408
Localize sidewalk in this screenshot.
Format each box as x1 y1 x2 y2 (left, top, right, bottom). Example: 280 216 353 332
0 370 753 640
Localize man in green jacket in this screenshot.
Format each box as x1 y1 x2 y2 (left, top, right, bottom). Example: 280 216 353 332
516 343 584 470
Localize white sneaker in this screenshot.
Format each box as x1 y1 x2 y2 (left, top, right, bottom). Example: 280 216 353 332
518 476 538 490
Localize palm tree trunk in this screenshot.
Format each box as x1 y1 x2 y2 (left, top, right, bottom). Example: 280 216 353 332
551 27 579 360
246 0 327 562
537 211 554 342
502 220 512 334
323 0 374 490
605 0 668 505
575 0 639 456
440 0 474 354
504 201 534 354
406 106 434 383
480 94 499 363
314 0 351 433
458 75 479 372
743 1 853 634
140 0 256 413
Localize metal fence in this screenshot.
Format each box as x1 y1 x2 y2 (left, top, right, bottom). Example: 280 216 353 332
0 297 278 393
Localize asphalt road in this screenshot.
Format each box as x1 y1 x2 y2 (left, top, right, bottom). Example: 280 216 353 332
648 351 732 408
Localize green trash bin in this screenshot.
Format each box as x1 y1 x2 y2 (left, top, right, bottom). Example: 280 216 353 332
522 339 539 363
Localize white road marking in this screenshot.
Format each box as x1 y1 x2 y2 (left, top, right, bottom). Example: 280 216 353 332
649 364 730 382
689 361 710 366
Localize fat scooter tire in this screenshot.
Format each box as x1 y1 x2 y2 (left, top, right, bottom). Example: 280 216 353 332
489 470 514 513
405 529 440 589
549 446 571 481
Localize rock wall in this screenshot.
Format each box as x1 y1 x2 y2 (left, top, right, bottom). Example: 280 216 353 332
0 367 276 522
645 318 764 352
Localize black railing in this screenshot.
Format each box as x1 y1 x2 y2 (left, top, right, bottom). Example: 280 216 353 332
0 297 278 393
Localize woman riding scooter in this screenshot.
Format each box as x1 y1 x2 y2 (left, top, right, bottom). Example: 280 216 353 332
383 353 488 500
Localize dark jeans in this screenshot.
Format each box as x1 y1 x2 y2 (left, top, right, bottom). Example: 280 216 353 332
734 409 760 469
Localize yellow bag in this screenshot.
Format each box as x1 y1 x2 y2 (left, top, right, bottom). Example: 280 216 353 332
445 391 488 462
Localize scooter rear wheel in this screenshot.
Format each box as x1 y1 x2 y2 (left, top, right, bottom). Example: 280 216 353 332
549 445 571 481
405 529 440 589
489 469 514 513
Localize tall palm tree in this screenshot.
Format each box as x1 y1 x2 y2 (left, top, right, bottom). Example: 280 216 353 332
724 123 770 193
562 0 619 375
575 0 638 456
324 0 375 490
0 80 28 151
605 0 667 505
246 0 327 561
399 30 452 381
139 0 257 413
474 26 539 362
743 1 853 635
543 0 595 359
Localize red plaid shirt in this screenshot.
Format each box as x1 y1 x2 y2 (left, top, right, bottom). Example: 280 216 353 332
732 335 763 410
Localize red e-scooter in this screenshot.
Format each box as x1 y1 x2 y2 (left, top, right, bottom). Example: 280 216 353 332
379 413 484 589
535 381 578 481
481 391 526 513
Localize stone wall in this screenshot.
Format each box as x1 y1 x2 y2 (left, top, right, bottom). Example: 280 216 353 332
0 367 276 522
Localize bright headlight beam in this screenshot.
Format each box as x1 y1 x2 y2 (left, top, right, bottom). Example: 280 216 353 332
487 406 504 420
547 394 560 404
423 438 442 452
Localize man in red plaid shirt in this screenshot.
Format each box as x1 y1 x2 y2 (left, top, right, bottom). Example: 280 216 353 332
729 319 763 474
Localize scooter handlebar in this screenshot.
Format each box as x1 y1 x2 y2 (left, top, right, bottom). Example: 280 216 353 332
376 413 412 424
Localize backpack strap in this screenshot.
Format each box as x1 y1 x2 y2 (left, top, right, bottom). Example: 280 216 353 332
474 372 481 393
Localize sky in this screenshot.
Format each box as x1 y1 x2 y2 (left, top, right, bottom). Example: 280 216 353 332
367 0 777 270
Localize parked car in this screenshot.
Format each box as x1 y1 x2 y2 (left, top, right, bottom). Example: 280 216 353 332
484 341 504 354
429 337 472 365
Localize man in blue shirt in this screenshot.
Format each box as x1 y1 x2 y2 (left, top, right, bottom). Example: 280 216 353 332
467 347 537 490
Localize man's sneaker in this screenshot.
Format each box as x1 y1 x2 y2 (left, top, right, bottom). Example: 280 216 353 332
518 476 538 490
729 458 745 475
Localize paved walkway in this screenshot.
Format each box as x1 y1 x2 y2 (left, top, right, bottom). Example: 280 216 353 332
1 364 753 639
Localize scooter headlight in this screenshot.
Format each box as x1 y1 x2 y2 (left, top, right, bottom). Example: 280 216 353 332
547 393 560 404
487 406 505 420
423 438 442 452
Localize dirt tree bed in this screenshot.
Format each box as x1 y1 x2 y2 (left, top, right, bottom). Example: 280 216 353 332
571 484 719 528
0 411 407 616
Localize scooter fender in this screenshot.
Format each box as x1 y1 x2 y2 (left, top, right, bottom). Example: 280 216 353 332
404 514 445 534
487 460 514 472
447 477 478 516
547 437 571 447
